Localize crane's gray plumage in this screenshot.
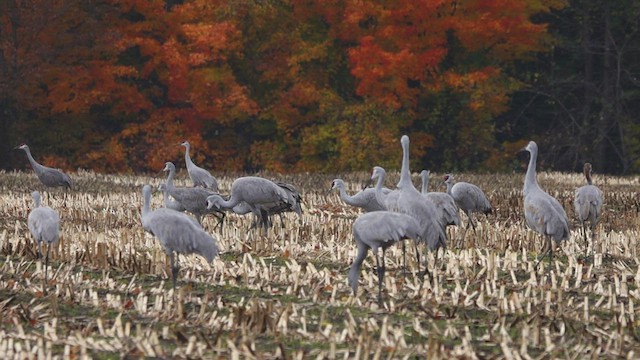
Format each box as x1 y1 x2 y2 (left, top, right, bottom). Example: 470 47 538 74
574 162 603 253
162 162 225 228
141 184 219 291
231 181 303 229
206 176 301 231
27 191 60 290
420 170 460 227
522 141 570 266
394 136 446 252
181 141 218 191
348 211 422 304
16 144 72 189
444 174 491 239
158 183 186 212
370 138 446 277
330 179 389 212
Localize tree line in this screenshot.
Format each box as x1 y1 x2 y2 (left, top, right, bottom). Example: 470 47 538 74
1 0 638 174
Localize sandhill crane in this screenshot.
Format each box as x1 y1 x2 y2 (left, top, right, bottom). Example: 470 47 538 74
16 144 73 190
180 141 218 191
348 211 422 305
330 179 389 212
443 174 491 245
141 185 219 291
158 183 187 212
574 162 603 254
420 170 460 228
393 136 446 274
162 162 225 229
395 136 446 247
206 176 301 232
27 191 60 291
231 181 303 229
521 141 570 267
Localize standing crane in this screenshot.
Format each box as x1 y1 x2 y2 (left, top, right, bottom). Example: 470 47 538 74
392 136 446 276
521 141 570 268
141 185 219 292
16 144 73 190
180 141 218 191
348 211 422 305
419 170 460 228
27 191 60 292
206 176 301 232
443 174 492 245
231 181 303 229
574 162 603 254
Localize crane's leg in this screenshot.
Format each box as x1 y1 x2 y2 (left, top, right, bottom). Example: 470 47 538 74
468 212 477 234
44 243 51 294
590 223 597 254
376 249 386 305
421 244 432 282
37 241 43 259
534 236 552 271
582 222 588 256
213 212 226 232
401 241 406 279
170 252 179 293
413 240 421 275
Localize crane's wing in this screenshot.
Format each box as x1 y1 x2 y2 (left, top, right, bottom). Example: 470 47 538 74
353 211 422 250
39 168 72 189
28 207 60 244
574 185 603 222
525 192 569 241
143 209 219 262
426 193 460 226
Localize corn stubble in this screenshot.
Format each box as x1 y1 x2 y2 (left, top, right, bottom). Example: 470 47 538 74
0 170 639 358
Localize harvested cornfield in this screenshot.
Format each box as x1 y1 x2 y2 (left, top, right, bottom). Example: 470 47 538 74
1 169 640 358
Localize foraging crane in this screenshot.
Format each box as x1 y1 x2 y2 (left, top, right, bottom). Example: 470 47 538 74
443 174 492 244
141 185 219 291
330 178 389 212
27 191 60 290
162 162 225 229
180 141 218 191
16 144 72 190
206 176 301 232
348 211 422 305
231 181 303 229
521 141 570 267
574 162 603 254
420 170 460 228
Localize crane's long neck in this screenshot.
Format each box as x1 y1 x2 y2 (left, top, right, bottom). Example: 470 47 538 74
524 148 539 195
373 172 388 210
347 241 368 293
585 169 593 185
397 137 412 189
22 147 42 173
216 194 241 210
184 145 194 166
165 167 175 187
337 185 356 206
445 180 453 195
421 173 429 195
32 192 41 208
142 188 151 218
